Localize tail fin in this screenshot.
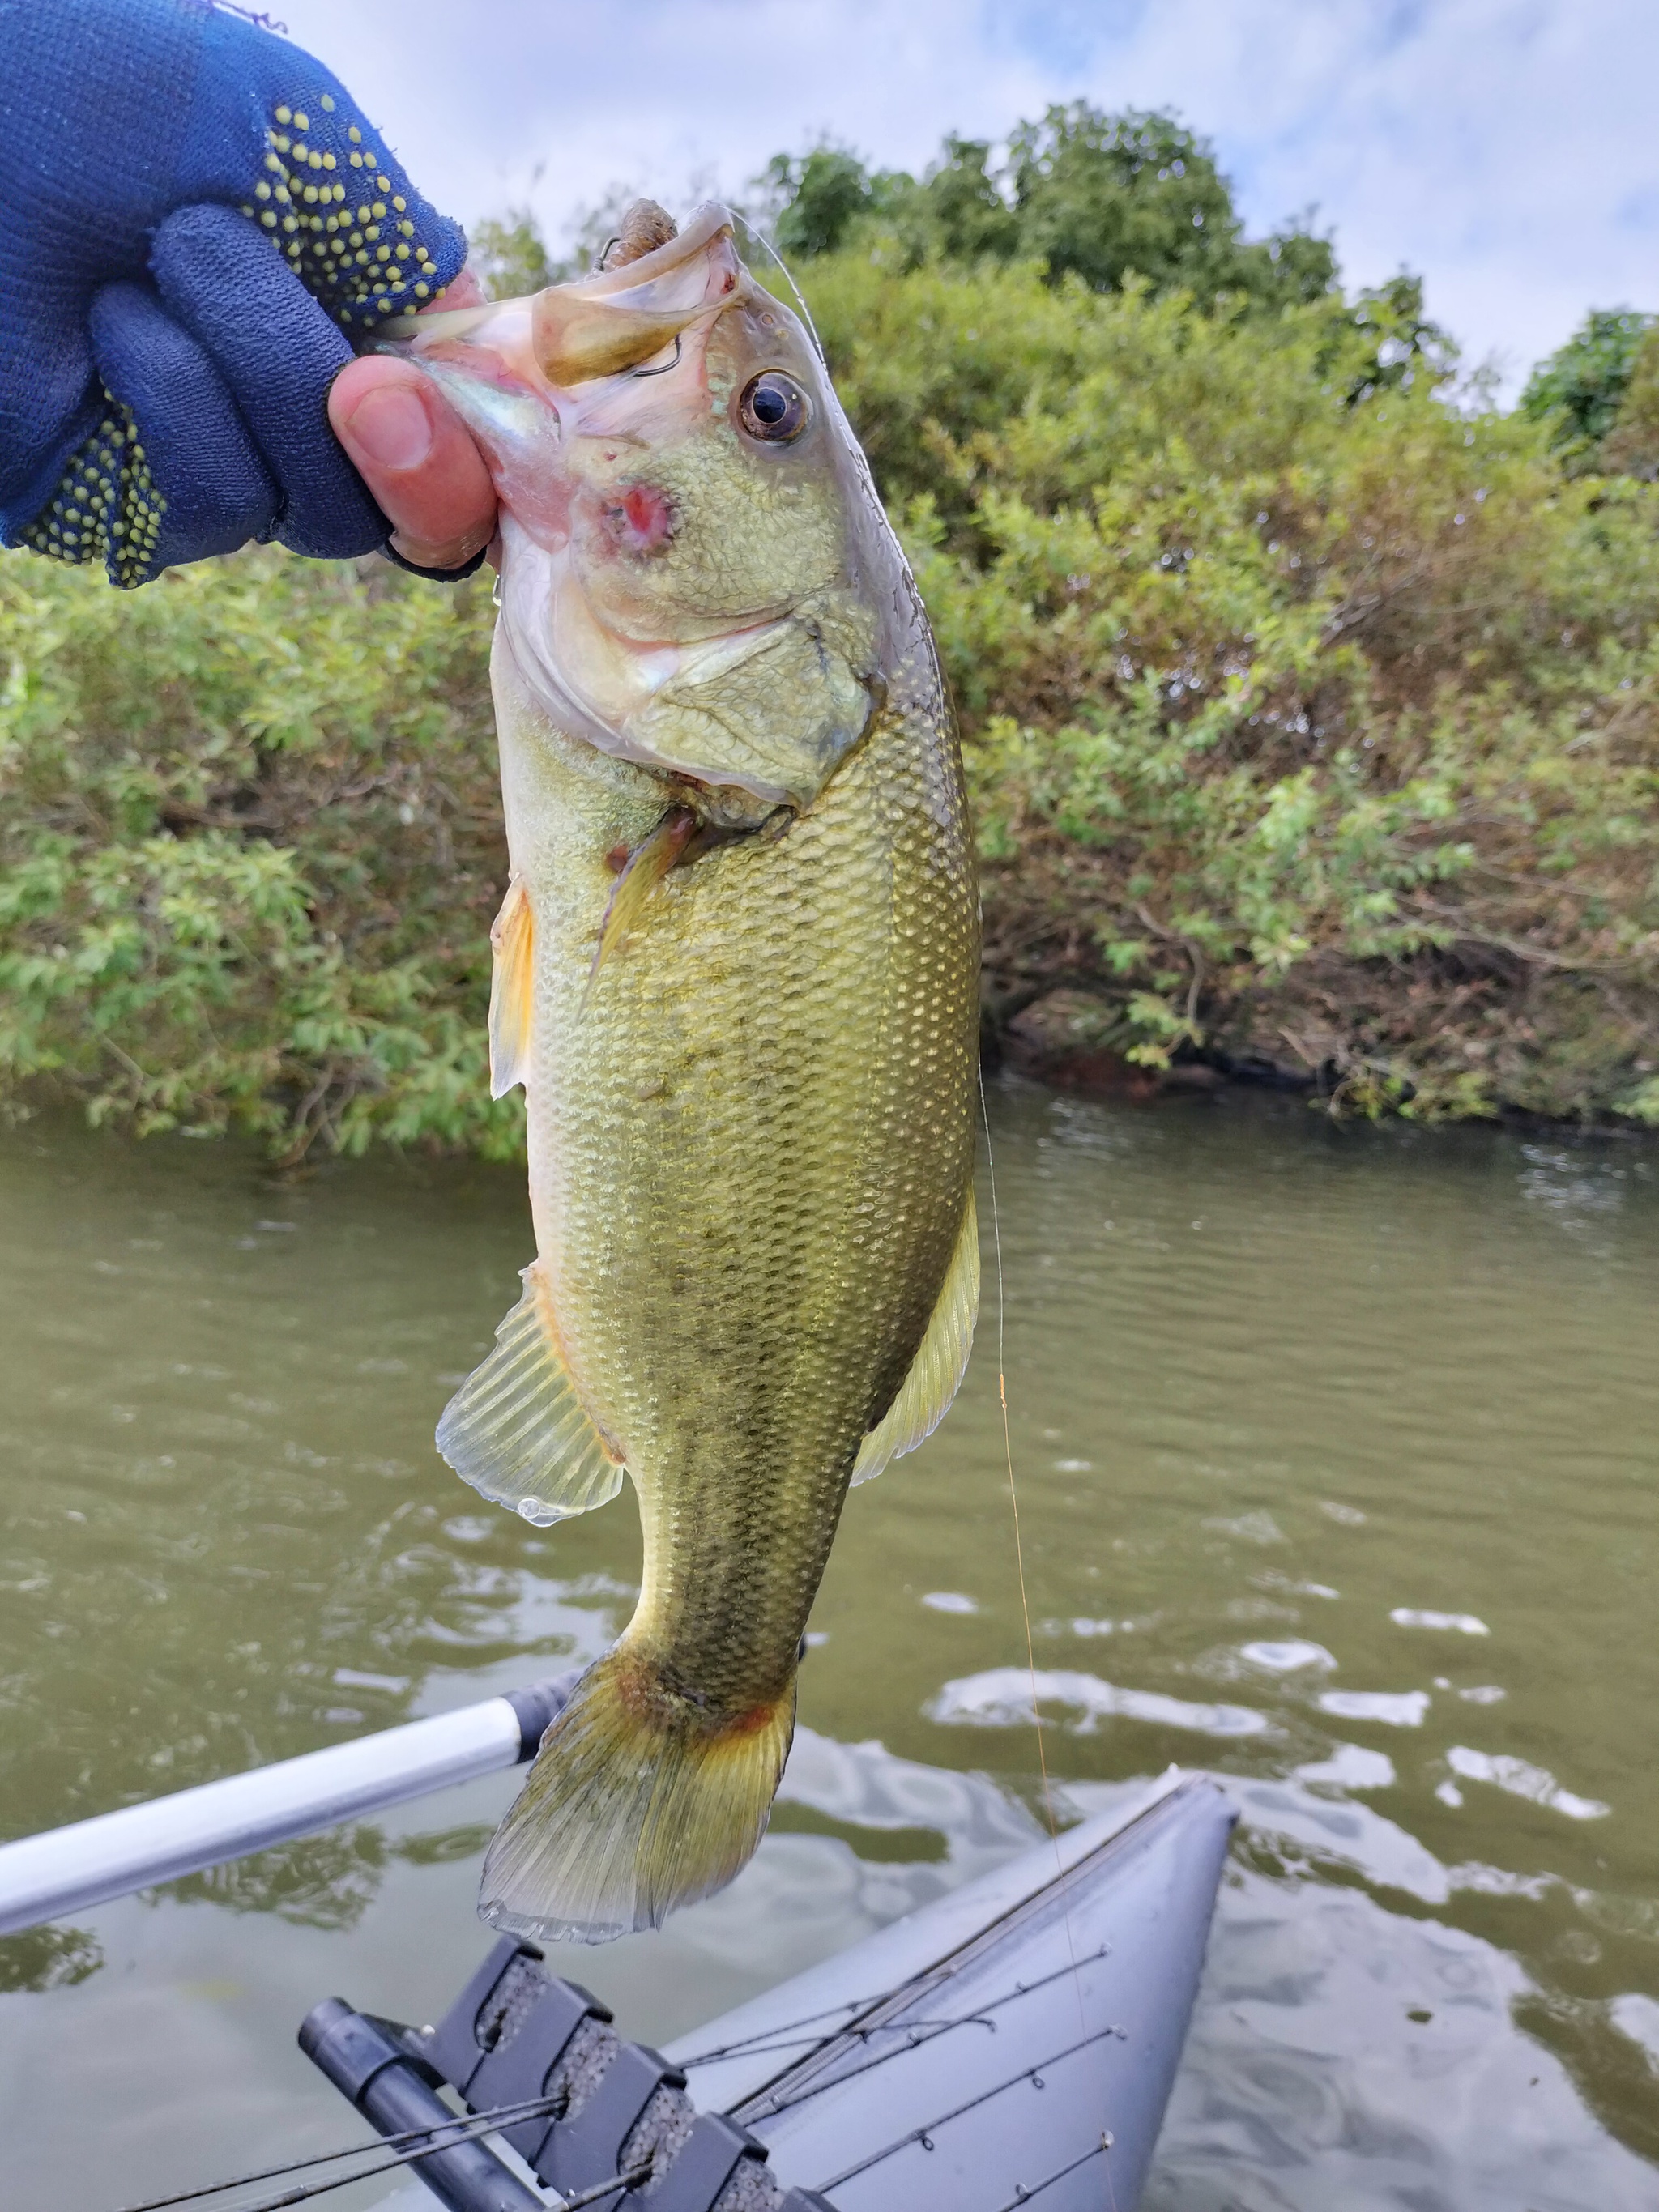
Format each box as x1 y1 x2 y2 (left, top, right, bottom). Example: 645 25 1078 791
480 1644 795 1944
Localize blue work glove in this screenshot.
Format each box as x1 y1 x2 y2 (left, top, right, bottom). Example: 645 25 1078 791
0 0 468 585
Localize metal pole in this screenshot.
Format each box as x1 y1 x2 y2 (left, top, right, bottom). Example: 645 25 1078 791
0 1672 574 1937
301 2000 548 2212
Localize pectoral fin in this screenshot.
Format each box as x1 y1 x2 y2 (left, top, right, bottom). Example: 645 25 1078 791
488 877 535 1100
437 1264 625 1524
852 1191 980 1485
588 807 697 988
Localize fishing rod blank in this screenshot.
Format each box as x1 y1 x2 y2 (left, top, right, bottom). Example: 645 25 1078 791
0 1672 574 1937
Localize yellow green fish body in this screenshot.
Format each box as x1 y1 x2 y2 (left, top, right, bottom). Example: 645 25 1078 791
393 205 979 1941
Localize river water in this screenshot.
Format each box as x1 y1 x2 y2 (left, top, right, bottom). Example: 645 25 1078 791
0 1084 1655 2209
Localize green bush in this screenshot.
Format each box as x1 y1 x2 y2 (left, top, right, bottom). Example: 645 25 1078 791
0 550 522 1158
806 254 1659 1122
1522 308 1658 471
2 148 1656 1148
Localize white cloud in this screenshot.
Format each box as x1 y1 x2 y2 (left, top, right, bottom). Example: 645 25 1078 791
273 0 1659 392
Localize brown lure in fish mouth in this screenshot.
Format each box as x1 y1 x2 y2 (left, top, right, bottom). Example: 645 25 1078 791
599 198 681 271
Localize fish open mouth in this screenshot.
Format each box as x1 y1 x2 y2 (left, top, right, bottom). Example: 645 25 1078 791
377 201 743 380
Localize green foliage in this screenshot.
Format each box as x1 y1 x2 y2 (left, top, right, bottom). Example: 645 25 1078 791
0 551 522 1159
1339 274 1458 405
1521 307 1658 468
804 251 1659 1119
907 136 1021 263
766 147 890 260
2 190 1656 1147
1601 327 1659 484
758 104 1337 315
468 206 558 299
1005 104 1333 309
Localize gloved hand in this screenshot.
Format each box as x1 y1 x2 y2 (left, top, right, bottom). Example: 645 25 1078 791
0 0 473 586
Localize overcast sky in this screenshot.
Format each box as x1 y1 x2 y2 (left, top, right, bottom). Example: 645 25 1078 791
276 0 1657 398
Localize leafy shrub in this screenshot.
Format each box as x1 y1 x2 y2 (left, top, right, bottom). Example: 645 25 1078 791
2 133 1656 1148
0 550 520 1157
808 254 1659 1122
1522 308 1658 471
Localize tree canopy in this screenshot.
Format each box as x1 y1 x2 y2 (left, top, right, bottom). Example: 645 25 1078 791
2 151 1656 1151
761 104 1338 313
1522 307 1659 471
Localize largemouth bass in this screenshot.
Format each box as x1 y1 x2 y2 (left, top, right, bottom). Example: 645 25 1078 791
389 202 979 1942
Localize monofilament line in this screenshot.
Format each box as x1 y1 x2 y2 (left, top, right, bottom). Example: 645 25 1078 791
104 2092 566 2212
977 1075 1120 2212
731 211 827 362
977 1078 1088 2004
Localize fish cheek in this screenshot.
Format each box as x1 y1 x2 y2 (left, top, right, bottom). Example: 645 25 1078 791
576 425 847 639
631 620 877 808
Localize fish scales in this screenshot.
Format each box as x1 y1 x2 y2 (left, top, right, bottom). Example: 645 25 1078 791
508 663 977 1699
394 200 980 1941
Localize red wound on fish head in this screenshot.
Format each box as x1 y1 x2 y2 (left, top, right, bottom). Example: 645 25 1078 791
603 483 677 556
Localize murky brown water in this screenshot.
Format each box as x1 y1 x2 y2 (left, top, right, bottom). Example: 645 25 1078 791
1 1084 1655 2210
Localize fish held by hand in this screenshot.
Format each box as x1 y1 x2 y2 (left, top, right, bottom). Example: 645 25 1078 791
391 202 981 1943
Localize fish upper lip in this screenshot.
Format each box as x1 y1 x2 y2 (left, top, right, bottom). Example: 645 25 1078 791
560 202 736 302
374 205 739 377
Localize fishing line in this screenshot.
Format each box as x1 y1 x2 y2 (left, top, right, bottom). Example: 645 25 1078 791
812 2018 1124 2193
220 2141 649 2212
731 211 827 364
100 2090 568 2212
990 2135 1114 2210
977 1069 1085 2025
744 1947 1113 2123
677 1993 883 2068
979 1071 1120 2212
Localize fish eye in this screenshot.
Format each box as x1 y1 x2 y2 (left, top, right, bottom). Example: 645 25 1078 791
738 371 809 444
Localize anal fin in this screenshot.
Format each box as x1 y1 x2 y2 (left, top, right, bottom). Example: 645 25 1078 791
852 1189 980 1485
488 877 535 1100
437 1263 625 1524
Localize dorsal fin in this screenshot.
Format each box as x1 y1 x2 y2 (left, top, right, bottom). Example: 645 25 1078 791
488 877 535 1099
852 1190 979 1485
437 1263 625 1525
